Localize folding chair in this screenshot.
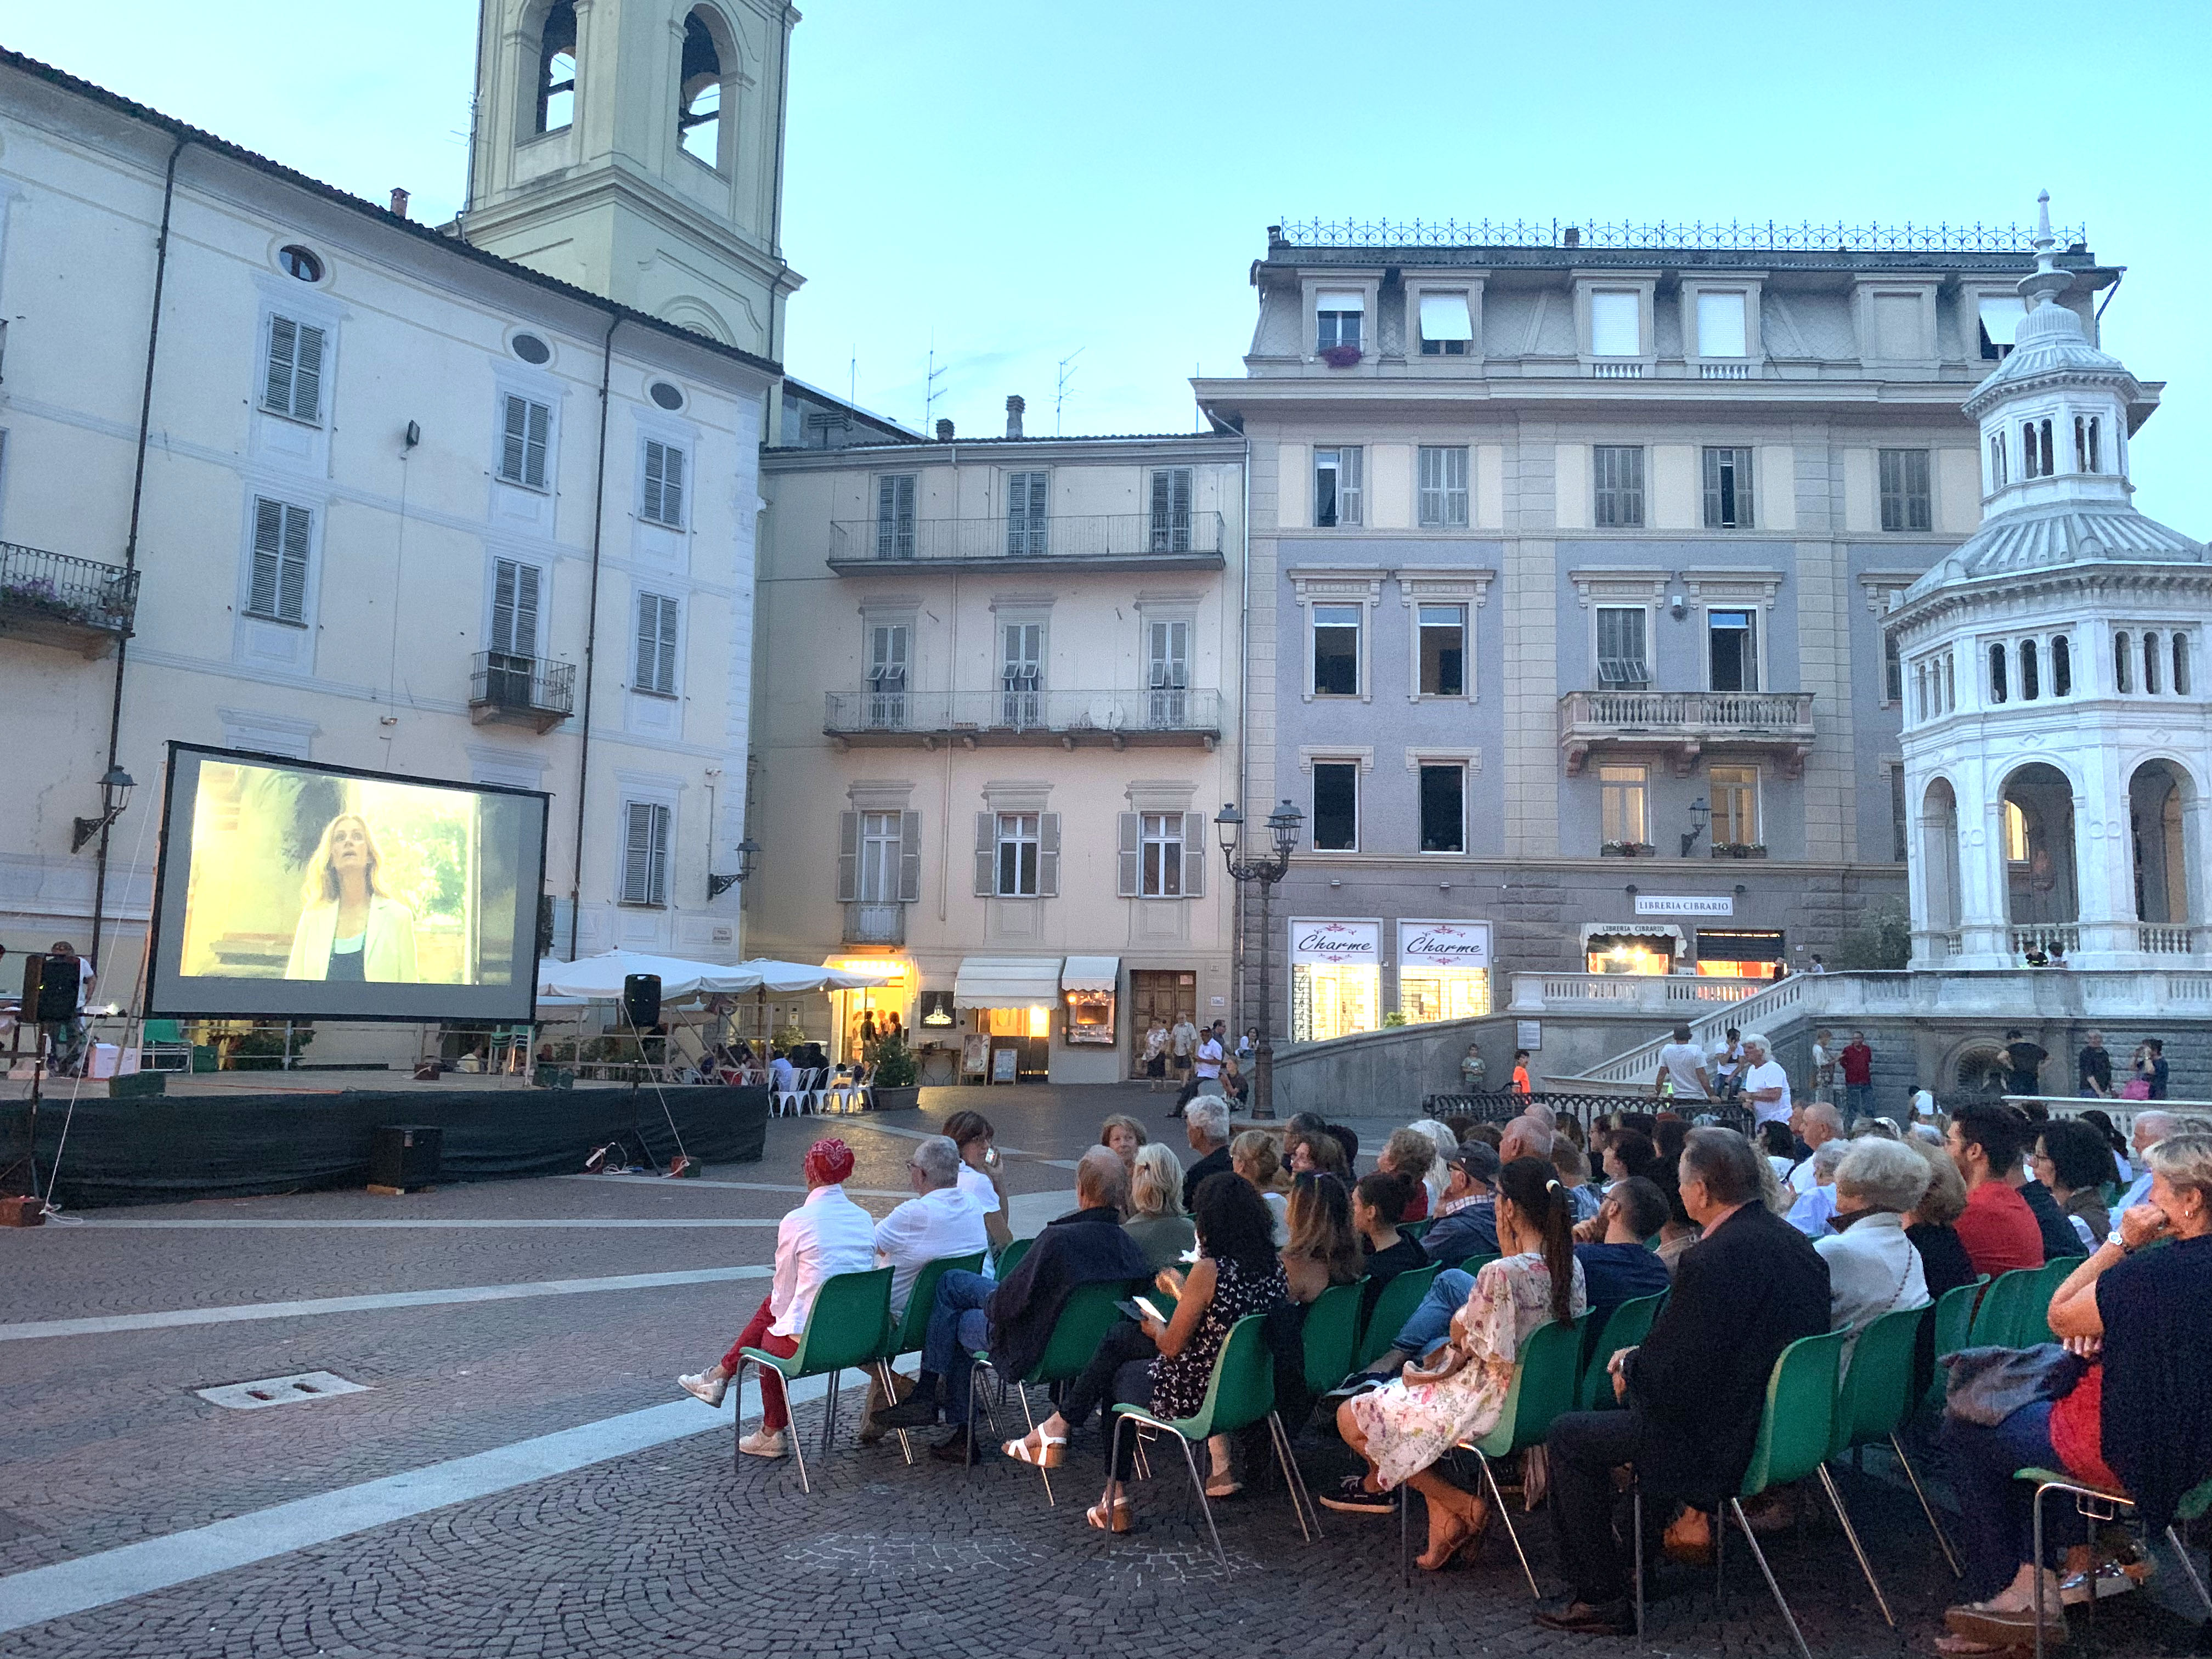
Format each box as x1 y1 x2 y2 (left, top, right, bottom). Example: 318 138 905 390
1300 1280 1364 1400
1970 1267 2040 1348
1109 1314 1322 1571
771 1068 812 1118
2018 1468 2212 1659
872 1251 985 1465
1352 1263 1442 1372
733 1266 891 1494
1577 1289 1667 1411
967 1278 1141 1505
2022 1256 2078 1347
1923 1274 1990 1413
1827 1303 1959 1581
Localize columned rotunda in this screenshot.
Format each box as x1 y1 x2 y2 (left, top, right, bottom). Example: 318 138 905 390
1889 195 2211 974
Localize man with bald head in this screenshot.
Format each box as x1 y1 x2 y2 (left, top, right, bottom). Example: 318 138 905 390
2116 1111 2177 1212
1787 1103 1844 1194
1499 1114 1553 1165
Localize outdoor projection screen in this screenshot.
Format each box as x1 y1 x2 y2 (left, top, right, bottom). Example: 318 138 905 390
148 744 549 1023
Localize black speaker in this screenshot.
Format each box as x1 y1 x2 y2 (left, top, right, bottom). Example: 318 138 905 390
623 973 662 1028
368 1124 442 1192
27 954 79 1024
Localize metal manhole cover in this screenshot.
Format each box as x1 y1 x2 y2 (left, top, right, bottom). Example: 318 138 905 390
195 1371 369 1410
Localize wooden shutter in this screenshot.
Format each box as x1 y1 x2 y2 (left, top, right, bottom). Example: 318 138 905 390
1037 812 1060 896
502 397 531 484
635 596 657 689
492 560 518 651
659 444 684 526
250 498 283 616
277 505 310 622
899 810 923 901
1181 811 1207 898
291 323 324 422
974 812 996 896
622 803 654 902
656 596 679 692
264 318 298 414
1116 812 1140 896
836 811 859 901
524 400 550 488
513 562 540 654
642 441 665 520
1702 447 1723 528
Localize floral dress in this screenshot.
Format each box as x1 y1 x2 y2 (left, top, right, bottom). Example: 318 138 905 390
1151 1253 1288 1420
1346 1251 1587 1491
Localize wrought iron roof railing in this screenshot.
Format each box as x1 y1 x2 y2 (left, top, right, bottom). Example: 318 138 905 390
1272 218 2087 255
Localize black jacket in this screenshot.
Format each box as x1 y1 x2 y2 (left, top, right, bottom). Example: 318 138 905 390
1181 1144 1234 1214
984 1206 1149 1382
1624 1200 1830 1500
2021 1180 2088 1260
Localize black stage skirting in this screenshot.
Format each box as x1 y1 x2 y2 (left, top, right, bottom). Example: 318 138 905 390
27 1086 770 1210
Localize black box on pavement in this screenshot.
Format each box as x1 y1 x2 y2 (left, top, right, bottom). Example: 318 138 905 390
109 1071 166 1099
368 1124 442 1192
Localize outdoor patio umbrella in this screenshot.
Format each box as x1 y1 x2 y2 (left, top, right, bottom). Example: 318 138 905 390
535 950 757 1001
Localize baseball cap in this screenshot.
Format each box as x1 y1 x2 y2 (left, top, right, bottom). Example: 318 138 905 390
1446 1141 1501 1184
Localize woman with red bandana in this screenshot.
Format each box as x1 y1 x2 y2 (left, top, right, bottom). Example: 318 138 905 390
678 1138 877 1458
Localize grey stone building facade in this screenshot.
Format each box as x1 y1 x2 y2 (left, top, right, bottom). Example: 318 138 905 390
1195 217 2125 1043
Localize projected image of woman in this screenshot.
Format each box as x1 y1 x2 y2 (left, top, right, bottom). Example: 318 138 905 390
283 814 420 983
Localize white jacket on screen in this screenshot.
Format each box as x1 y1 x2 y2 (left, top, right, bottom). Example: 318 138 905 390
285 894 420 983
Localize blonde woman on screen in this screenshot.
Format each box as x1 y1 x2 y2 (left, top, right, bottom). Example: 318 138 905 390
283 814 419 983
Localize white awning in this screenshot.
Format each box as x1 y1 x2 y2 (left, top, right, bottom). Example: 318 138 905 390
1979 296 2028 346
1418 292 1473 341
1060 955 1120 994
1316 288 1364 313
953 956 1065 1009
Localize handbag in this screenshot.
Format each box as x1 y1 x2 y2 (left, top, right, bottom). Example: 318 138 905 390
2120 1077 2153 1101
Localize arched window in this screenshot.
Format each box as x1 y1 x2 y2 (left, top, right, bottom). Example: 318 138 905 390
2020 639 2040 701
537 1 577 133
1942 651 1956 712
2115 631 2132 693
2145 632 2163 695
2052 635 2072 697
1988 642 2008 704
2176 633 2192 696
1914 662 1928 722
2074 414 2102 473
679 13 724 167
1988 430 2007 489
2004 800 2030 863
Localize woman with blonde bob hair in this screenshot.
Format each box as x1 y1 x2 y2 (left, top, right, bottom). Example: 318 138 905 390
1121 1142 1197 1272
284 813 419 983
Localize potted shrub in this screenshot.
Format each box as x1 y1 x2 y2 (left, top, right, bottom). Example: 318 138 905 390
868 1032 921 1111
1600 840 1656 857
1712 842 1768 859
1319 344 1364 369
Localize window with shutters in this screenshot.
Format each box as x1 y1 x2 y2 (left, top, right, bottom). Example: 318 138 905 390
995 812 1040 897
875 473 916 558
1883 631 1903 706
1147 467 1193 552
1139 813 1184 897
247 498 312 624
1707 608 1758 693
1418 605 1465 697
1147 619 1189 727
1419 764 1465 854
499 395 552 490
839 809 922 912
1701 447 1754 529
1001 620 1043 726
866 623 910 727
1417 446 1469 528
1595 605 1648 686
634 592 679 695
640 439 686 526
1005 470 1049 556
1118 810 1204 899
537 0 577 132
857 811 902 904
1311 762 1358 851
1878 448 1932 531
1593 445 1645 527
1312 603 1360 697
1313 447 1362 527
262 315 326 425
620 801 672 905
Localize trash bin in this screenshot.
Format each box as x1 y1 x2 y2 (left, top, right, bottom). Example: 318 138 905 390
368 1124 443 1193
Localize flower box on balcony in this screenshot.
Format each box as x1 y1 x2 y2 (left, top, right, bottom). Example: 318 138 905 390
1319 345 1364 369
1711 843 1768 860
1600 841 1656 858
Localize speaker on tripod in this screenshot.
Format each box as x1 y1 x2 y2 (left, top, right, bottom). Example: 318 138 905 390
623 973 662 1029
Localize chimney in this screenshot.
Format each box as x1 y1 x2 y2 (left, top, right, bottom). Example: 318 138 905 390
1005 394 1025 439
390 188 411 219
935 418 954 441
1561 225 1581 248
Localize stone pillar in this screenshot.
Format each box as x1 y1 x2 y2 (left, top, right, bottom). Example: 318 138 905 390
2073 747 2140 964
1955 754 2013 967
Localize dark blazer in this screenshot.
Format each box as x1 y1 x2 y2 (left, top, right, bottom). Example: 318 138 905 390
1181 1144 1234 1214
985 1206 1149 1381
1624 1199 1830 1501
2021 1180 2089 1260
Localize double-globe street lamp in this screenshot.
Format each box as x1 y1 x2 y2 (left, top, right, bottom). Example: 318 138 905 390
1215 799 1303 1120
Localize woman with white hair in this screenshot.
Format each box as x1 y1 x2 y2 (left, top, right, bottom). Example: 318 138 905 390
1814 1138 1932 1370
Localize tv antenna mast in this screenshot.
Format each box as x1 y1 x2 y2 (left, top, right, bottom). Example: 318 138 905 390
922 340 947 433
1055 348 1085 435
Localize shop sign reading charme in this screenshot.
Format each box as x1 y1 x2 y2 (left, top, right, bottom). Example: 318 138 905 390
1288 919 1381 964
1397 919 1491 970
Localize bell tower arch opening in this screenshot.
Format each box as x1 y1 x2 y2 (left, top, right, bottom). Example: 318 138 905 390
2000 762 2079 936
679 9 732 171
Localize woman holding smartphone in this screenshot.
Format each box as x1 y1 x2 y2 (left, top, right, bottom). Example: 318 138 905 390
944 1110 1012 1255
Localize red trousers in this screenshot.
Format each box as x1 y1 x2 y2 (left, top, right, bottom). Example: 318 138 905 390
723 1295 802 1429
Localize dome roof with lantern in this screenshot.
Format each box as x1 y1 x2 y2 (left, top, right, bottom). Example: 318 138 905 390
1903 193 2205 603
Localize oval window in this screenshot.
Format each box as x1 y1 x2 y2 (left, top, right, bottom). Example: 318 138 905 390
649 380 686 411
511 333 552 365
278 245 324 283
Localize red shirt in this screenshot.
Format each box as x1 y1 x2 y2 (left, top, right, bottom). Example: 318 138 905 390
1955 1181 2045 1279
1838 1042 1874 1086
1400 1183 1431 1223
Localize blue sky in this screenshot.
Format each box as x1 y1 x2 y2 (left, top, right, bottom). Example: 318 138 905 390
11 2 2208 523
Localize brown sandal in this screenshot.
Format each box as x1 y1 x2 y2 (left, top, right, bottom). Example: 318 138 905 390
1085 1497 1132 1533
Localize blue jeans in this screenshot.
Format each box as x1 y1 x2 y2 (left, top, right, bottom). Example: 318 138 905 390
1844 1083 1875 1119
1941 1400 2089 1601
1387 1268 1473 1363
921 1269 995 1420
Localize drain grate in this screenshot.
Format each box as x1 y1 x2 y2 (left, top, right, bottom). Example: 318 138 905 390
195 1371 369 1410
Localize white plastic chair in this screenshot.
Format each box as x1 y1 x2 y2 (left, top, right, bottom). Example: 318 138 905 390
772 1068 813 1117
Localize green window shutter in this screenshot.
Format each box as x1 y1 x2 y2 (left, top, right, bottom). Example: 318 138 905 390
898 810 923 902
973 812 996 896
836 811 859 902
1181 811 1206 898
1037 812 1060 897
1117 812 1140 896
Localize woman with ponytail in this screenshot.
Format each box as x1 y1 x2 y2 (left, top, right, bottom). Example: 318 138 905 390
1328 1156 1586 1567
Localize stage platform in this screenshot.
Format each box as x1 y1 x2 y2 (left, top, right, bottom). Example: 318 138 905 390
12 1073 769 1211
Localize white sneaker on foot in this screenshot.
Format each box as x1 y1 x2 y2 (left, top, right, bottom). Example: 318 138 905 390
738 1427 788 1459
678 1370 727 1407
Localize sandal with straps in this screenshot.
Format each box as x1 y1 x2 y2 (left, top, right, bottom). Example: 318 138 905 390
1086 1497 1133 1533
1003 1429 1067 1469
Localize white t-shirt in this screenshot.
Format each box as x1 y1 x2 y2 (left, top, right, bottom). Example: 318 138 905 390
1657 1041 1709 1099
1194 1036 1224 1080
1742 1059 1792 1125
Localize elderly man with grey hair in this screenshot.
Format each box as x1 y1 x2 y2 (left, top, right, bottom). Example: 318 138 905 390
1786 1138 1852 1237
1499 1114 1553 1165
1182 1094 1234 1212
1788 1102 1846 1194
2115 1110 2178 1212
1814 1138 1932 1369
1739 1031 1793 1128
872 1135 989 1319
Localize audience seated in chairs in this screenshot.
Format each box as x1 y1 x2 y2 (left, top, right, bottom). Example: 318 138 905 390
1279 1171 1361 1306
1420 1142 1503 1263
1814 1138 1932 1370
1098 1114 1148 1169
1948 1103 2047 1279
1351 1171 1427 1327
881 1147 1148 1464
858 1135 990 1440
1286 1121 1352 1183
2033 1120 2114 1249
944 1110 1013 1256
1180 1097 1235 1214
1937 1133 2212 1655
675 1138 876 1458
1121 1142 1197 1273
1539 1127 1830 1637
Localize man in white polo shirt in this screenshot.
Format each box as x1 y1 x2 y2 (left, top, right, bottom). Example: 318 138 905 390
1193 1020 1227 1097
1655 1024 1711 1101
1739 1032 1793 1127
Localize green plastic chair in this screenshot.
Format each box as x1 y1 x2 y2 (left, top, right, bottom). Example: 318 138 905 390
872 1251 985 1466
1353 1262 1442 1371
2022 1257 2076 1346
1825 1304 1959 1579
994 1236 1034 1280
2012 1468 2212 1659
1109 1314 1321 1570
1970 1267 2040 1348
1923 1274 1990 1413
1301 1280 1364 1396
967 1277 1142 1505
1577 1289 1667 1411
1447 1250 1500 1277
736 1265 893 1493
1400 1218 1433 1243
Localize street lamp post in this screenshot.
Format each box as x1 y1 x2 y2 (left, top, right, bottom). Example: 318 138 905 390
1216 799 1302 1120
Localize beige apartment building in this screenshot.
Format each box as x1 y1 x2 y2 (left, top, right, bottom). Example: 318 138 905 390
746 399 1246 1083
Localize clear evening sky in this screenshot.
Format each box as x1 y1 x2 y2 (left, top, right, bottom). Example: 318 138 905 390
10 2 2206 525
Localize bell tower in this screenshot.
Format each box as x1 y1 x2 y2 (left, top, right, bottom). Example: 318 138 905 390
463 0 801 358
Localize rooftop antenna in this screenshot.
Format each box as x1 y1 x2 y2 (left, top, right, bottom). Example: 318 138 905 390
922 337 946 433
848 343 856 408
1055 347 1085 435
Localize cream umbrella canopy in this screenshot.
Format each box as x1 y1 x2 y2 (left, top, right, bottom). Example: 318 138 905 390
535 950 757 1001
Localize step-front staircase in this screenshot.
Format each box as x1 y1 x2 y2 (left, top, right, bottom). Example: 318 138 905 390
1545 973 1816 1090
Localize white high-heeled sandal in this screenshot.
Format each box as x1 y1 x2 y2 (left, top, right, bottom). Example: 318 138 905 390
1003 1429 1067 1468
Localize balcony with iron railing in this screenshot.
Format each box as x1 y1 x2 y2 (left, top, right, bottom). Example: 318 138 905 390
843 902 905 946
826 686 1223 750
1559 689 1816 777
469 651 576 733
827 511 1226 573
0 542 138 657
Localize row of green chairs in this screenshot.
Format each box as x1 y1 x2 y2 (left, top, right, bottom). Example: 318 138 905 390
1970 1259 2078 1350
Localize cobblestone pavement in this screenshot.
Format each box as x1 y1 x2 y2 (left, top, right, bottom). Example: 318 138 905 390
2 1085 2206 1657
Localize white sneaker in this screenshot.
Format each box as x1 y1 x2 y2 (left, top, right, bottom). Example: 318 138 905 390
678 1370 727 1407
738 1427 788 1459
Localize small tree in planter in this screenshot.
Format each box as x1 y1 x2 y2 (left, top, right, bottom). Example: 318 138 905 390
1320 344 1364 368
869 1032 922 1111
